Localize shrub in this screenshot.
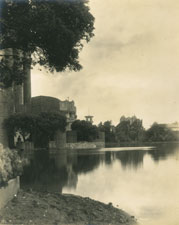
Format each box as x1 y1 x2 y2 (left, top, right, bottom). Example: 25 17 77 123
0 143 26 187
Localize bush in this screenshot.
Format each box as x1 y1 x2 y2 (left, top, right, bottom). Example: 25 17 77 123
0 143 26 187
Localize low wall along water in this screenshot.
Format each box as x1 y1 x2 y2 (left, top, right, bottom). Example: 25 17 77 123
0 177 20 210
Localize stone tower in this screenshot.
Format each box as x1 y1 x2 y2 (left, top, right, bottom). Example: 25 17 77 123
0 48 31 146
85 115 93 124
0 48 14 146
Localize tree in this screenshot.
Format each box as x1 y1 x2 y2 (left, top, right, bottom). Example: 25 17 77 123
4 112 67 148
98 121 116 143
4 113 36 147
116 116 145 142
0 0 95 87
115 120 131 142
71 120 98 142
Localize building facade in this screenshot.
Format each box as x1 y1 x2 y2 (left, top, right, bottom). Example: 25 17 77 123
31 96 77 131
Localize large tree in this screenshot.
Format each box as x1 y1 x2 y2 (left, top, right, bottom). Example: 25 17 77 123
0 0 95 87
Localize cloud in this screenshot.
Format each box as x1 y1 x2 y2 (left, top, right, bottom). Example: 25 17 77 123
32 0 179 127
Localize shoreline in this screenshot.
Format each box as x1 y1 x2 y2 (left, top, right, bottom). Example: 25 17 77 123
0 189 137 225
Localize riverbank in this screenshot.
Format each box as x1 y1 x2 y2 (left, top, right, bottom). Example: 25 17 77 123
0 189 137 225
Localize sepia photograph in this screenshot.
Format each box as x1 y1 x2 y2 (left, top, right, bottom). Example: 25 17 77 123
0 0 179 225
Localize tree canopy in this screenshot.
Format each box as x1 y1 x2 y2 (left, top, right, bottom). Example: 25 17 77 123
98 121 116 143
116 117 145 142
4 112 67 148
0 0 95 86
145 122 176 142
71 120 98 142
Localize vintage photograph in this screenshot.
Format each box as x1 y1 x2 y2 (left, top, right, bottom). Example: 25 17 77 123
0 0 179 225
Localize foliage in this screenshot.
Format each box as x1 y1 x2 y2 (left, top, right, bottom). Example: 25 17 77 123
0 0 95 87
71 120 98 142
98 121 116 143
145 123 176 142
33 112 67 147
0 143 25 187
4 112 67 148
4 113 35 141
0 49 26 88
116 117 145 142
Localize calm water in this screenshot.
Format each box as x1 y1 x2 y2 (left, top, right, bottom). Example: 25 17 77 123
21 143 179 225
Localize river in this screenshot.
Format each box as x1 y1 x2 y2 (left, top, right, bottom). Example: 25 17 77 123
21 143 179 225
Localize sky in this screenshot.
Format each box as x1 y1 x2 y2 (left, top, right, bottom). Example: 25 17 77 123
31 0 179 128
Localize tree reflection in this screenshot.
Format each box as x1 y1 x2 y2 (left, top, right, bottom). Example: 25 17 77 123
21 144 179 193
115 150 146 170
73 154 100 174
21 150 69 193
148 143 179 162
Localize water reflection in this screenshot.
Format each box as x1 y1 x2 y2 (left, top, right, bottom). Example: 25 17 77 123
21 143 179 193
20 143 179 224
21 151 69 193
73 153 101 174
115 150 146 170
147 143 179 162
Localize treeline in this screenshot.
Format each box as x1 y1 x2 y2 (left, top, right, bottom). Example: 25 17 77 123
71 116 178 143
98 116 179 144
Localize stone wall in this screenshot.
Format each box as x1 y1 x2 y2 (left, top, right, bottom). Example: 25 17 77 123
31 96 60 114
94 131 105 148
0 176 20 210
0 85 14 147
53 130 67 148
65 142 97 150
66 131 77 143
93 141 105 148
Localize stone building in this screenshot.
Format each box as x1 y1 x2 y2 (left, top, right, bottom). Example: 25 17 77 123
30 96 77 131
166 122 179 132
85 115 93 124
0 47 77 147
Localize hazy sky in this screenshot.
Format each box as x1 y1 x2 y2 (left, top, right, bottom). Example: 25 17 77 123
31 0 179 128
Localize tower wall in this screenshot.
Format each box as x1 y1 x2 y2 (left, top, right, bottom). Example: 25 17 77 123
0 84 14 147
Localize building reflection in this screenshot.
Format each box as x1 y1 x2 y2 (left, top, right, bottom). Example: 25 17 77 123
21 150 69 193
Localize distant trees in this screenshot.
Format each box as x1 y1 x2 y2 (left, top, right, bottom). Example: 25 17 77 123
145 122 176 142
116 116 145 142
97 116 177 144
71 120 98 142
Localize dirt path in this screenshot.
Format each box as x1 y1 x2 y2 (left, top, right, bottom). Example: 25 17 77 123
0 189 137 225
